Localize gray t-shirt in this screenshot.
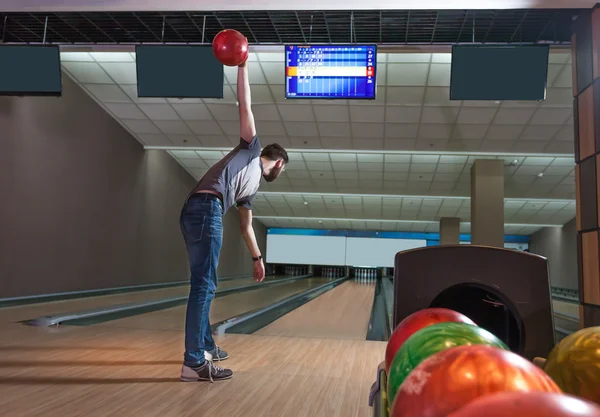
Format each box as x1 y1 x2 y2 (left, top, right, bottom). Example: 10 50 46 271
190 136 262 214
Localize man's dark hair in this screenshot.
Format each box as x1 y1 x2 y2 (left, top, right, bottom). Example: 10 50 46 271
261 143 289 164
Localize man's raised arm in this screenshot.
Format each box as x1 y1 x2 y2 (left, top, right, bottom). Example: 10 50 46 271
237 62 256 144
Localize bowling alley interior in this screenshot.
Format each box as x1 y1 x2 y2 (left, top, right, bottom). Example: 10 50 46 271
2 2 600 417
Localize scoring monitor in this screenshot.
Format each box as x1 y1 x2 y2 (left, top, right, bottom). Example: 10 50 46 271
285 45 377 100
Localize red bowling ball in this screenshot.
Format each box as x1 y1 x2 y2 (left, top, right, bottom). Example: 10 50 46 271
212 29 249 66
385 308 475 372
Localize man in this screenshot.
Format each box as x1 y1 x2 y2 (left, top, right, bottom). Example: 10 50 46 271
179 60 288 383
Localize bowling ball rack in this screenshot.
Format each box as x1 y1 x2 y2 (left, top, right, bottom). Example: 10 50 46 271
369 244 556 417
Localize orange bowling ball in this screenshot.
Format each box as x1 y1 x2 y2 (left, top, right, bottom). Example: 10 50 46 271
447 392 600 417
390 345 561 417
212 29 249 66
385 308 475 372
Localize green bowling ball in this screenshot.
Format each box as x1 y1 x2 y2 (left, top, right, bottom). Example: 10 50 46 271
387 322 508 408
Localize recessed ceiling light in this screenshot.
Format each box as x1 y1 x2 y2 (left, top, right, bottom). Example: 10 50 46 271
304 201 308 205
537 173 544 177
318 220 322 224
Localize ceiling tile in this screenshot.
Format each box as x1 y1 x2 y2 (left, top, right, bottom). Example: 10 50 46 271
354 138 384 149
542 88 574 107
350 106 385 123
480 140 515 152
457 108 497 124
318 122 351 137
90 52 134 62
493 108 536 125
220 122 240 136
486 125 524 140
357 153 384 163
136 133 169 146
83 84 130 102
169 150 198 159
551 65 573 88
385 123 419 138
123 120 161 134
387 63 429 86
121 84 166 104
260 62 284 84
419 124 453 139
512 140 549 153
520 125 561 141
554 125 575 141
529 108 572 125
424 87 460 107
172 103 213 120
278 105 314 122
63 62 112 84
384 139 417 150
314 105 349 122
320 137 352 148
246 61 267 84
421 107 460 124
207 104 239 121
448 140 482 151
104 103 146 119
203 85 237 104
385 106 422 123
545 141 576 154
285 122 318 136
386 87 425 105
196 136 229 147
251 85 275 103
138 104 180 120
167 135 202 147
388 54 431 63
152 120 193 135
61 52 94 62
452 124 488 140
99 62 137 84
186 120 223 135
256 120 287 136
427 63 451 87
352 123 384 138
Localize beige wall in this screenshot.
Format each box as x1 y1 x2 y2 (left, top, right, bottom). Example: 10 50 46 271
0 75 266 298
529 218 578 290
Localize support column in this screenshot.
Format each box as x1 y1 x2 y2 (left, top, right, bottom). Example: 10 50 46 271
572 6 600 327
471 159 505 248
440 217 460 245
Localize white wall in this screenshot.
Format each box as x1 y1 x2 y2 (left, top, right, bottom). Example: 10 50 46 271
266 234 426 267
345 237 426 267
266 234 347 265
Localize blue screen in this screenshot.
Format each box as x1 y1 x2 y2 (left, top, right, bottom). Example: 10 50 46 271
285 45 377 99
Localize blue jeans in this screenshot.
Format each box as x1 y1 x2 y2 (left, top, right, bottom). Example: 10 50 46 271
180 193 223 367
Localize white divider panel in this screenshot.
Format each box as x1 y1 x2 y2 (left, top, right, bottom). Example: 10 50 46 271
345 237 427 268
266 234 347 265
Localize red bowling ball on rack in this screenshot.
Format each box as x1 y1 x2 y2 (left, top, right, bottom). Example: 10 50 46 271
384 307 475 372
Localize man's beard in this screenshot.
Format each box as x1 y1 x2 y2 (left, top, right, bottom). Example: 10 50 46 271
263 166 283 182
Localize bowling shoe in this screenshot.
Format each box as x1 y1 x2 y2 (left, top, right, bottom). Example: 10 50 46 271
205 345 229 361
180 361 233 382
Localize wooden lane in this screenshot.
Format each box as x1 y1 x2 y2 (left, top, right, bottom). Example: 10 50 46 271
256 280 375 340
93 277 331 332
0 276 276 324
0 322 384 417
